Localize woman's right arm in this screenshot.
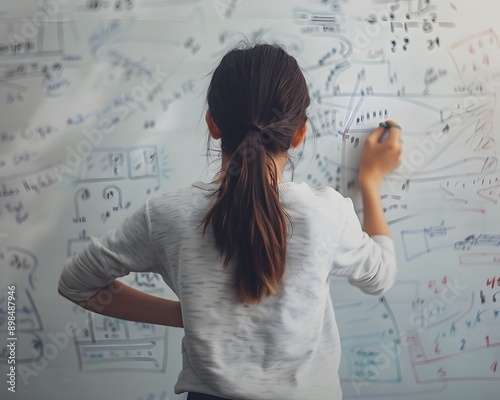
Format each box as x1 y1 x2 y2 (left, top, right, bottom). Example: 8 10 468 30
358 121 402 236
329 121 402 295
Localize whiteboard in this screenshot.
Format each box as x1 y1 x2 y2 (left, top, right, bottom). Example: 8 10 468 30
1 0 499 399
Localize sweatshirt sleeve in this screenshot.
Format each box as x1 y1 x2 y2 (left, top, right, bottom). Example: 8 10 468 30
330 197 397 296
58 200 162 302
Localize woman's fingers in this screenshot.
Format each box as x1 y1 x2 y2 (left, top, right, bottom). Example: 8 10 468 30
385 126 402 147
368 125 387 143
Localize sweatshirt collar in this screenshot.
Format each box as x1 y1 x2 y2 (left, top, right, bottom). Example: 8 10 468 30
192 180 298 191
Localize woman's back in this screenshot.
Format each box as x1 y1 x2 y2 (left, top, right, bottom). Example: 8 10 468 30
144 180 396 399
58 42 402 400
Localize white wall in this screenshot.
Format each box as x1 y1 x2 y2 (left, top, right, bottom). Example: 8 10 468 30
1 1 499 399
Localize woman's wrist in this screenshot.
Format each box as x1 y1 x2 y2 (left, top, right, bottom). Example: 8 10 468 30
358 172 383 192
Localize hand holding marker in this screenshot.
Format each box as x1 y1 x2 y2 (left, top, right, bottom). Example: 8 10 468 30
359 120 403 187
357 120 403 237
379 121 403 142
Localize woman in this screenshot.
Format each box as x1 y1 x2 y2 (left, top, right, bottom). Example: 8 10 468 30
58 43 402 400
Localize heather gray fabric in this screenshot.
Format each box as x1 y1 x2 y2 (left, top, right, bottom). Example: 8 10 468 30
59 180 397 400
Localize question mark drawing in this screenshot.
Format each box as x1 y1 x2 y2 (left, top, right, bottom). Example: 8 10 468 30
73 188 90 223
101 185 131 222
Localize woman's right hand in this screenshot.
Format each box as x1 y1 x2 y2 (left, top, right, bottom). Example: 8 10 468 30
358 121 403 187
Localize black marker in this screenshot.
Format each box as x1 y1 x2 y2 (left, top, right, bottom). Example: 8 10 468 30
379 121 402 142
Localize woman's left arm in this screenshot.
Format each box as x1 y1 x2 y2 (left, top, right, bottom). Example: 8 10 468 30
58 201 183 328
59 280 183 328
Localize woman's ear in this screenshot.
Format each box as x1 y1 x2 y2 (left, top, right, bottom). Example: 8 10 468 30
291 120 307 148
205 110 221 140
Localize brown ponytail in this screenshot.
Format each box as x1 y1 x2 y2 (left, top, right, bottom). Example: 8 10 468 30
200 43 310 304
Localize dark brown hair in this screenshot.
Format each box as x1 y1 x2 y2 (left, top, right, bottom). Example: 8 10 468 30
200 43 310 304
